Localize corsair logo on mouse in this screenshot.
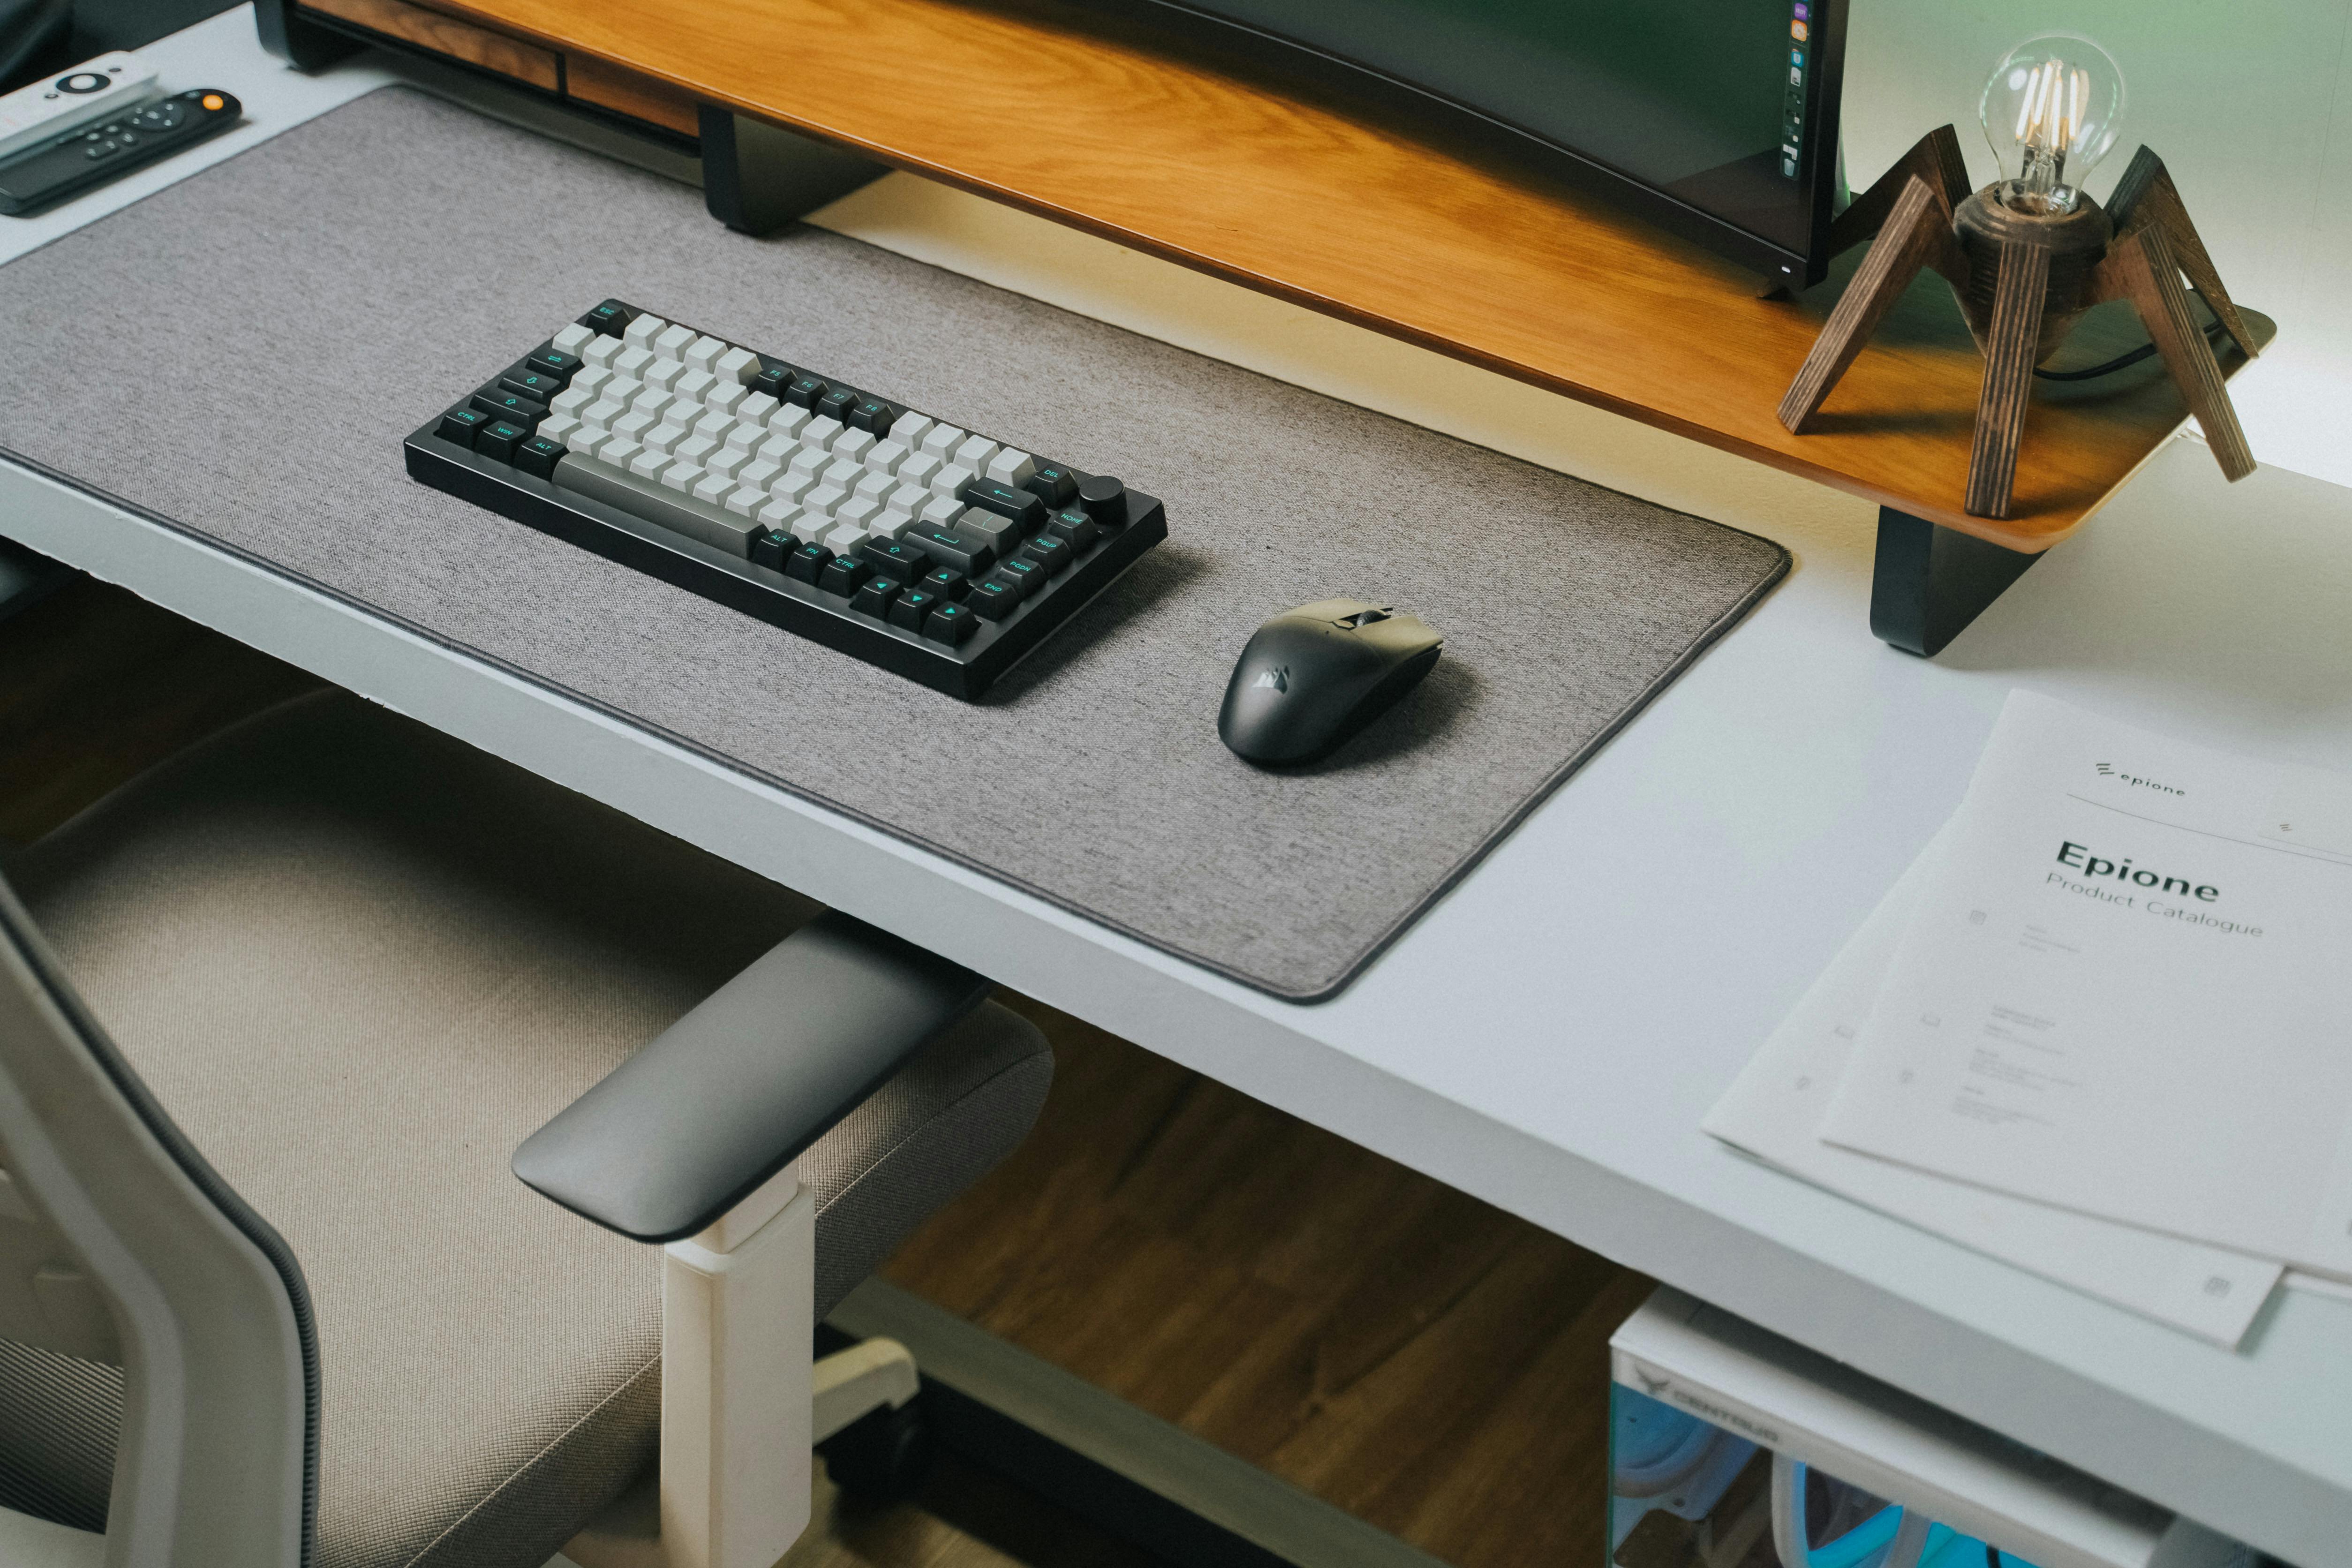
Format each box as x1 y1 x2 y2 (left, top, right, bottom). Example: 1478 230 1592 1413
1252 666 1289 694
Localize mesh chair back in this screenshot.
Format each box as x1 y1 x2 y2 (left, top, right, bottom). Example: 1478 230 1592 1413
0 873 315 1564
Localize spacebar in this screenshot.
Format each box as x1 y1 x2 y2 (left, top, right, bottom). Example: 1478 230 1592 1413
551 454 760 558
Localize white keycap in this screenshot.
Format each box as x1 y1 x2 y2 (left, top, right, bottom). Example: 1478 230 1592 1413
790 510 832 546
824 522 872 556
538 414 582 447
613 345 655 378
674 368 718 406
985 448 1037 487
601 375 644 405
876 480 922 515
692 472 733 505
724 422 767 455
804 483 850 518
852 470 897 503
598 437 643 469
552 323 595 355
643 422 691 454
613 409 657 442
933 463 977 498
865 438 911 476
630 387 676 422
674 434 721 468
622 314 666 347
706 381 747 414
724 487 768 518
802 415 846 451
644 358 687 392
953 435 1000 474
568 428 611 460
652 324 696 360
749 436 796 470
919 424 965 460
582 334 623 368
785 447 829 481
821 458 864 491
685 335 727 370
630 447 673 481
755 499 800 533
897 452 943 491
661 462 705 494
772 471 820 505
875 507 917 541
693 412 737 445
552 384 595 415
581 399 627 432
892 412 935 451
735 458 783 490
918 494 963 530
837 497 885 532
714 346 760 384
831 429 875 464
736 391 780 428
769 404 811 440
571 365 614 398
703 448 749 483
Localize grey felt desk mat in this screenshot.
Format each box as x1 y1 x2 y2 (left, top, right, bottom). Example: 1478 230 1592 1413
0 89 1787 1001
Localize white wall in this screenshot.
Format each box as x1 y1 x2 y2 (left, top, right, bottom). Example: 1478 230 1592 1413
1839 0 2352 488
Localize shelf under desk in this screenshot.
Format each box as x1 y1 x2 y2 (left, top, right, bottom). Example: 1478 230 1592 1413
353 0 2261 553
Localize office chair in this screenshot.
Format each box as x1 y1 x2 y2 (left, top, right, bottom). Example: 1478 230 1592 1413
0 689 1053 1567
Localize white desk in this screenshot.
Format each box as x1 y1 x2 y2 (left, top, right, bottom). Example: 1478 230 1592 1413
7 13 2352 1562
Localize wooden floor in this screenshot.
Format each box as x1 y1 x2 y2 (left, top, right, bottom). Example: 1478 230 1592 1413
0 578 1652 1567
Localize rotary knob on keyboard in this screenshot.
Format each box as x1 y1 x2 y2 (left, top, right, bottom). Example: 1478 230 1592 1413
1077 474 1126 525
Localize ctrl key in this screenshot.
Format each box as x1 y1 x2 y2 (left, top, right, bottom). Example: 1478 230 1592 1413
437 406 491 446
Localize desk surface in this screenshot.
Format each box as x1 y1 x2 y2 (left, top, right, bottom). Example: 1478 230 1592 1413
4 13 2350 1564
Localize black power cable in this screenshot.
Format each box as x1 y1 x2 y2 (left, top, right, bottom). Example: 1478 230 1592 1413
2034 312 2230 382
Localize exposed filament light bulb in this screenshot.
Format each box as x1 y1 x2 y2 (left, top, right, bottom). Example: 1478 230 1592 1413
1980 33 2126 214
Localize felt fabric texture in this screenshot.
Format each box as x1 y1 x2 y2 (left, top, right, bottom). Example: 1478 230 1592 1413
0 87 1787 1000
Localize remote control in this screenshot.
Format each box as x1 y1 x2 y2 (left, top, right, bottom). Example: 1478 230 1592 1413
0 52 159 163
0 88 241 216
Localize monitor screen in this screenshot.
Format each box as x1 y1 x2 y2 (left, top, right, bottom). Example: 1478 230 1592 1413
1080 0 1841 276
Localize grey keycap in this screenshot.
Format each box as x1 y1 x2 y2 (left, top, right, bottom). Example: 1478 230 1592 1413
553 453 762 558
953 506 1020 551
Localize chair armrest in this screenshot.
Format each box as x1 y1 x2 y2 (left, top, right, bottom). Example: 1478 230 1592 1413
512 911 988 1242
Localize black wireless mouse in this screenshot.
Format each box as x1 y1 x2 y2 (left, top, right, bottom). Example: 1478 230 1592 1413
1219 599 1444 767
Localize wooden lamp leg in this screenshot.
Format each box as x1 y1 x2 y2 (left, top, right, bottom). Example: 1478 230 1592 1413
2095 225 2256 481
1827 124 1972 256
1964 241 2052 518
2106 146 2258 360
1779 177 1964 432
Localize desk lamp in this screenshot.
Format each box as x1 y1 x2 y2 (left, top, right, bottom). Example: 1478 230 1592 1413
1777 34 2258 520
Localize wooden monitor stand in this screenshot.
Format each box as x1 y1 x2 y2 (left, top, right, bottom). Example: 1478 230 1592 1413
256 0 2267 656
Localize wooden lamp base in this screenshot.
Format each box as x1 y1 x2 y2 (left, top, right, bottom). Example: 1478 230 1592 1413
1779 128 2259 520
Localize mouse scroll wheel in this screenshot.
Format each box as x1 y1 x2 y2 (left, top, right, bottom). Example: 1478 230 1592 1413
1335 608 1394 628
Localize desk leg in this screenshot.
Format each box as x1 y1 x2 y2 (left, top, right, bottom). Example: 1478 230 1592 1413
698 108 889 237
1868 506 2042 657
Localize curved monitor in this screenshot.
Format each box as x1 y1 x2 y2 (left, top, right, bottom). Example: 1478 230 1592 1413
1072 0 1848 286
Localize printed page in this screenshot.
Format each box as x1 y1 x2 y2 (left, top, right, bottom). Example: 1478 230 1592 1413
1821 692 2352 1279
1705 826 2281 1346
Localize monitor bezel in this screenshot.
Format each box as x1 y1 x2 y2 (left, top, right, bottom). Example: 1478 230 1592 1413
1066 0 1851 287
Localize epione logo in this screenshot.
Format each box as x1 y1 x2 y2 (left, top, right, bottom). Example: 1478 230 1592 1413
1253 666 1289 693
2094 762 2185 797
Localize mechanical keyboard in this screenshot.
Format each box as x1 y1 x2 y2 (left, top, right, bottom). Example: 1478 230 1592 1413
405 299 1167 699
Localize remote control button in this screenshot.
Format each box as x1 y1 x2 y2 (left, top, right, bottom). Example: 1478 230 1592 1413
968 579 1020 620
513 435 566 478
475 420 529 462
57 72 109 94
889 588 939 631
437 407 491 446
923 601 979 645
1077 474 1126 523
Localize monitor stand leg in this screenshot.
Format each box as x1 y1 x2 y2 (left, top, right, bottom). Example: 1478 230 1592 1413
699 109 890 237
1868 506 2041 656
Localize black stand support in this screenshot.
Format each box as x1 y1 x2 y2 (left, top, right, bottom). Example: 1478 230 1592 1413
1868 506 2041 657
253 0 363 71
697 107 889 237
